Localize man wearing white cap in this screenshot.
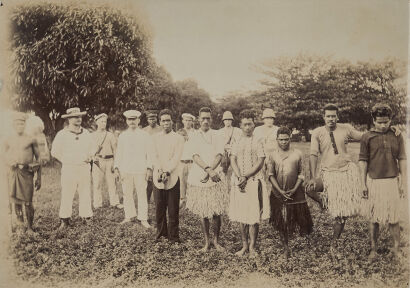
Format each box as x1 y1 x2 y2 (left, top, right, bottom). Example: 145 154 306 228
179 113 197 206
91 113 122 210
218 111 241 192
51 108 95 229
254 108 279 155
253 108 279 220
143 110 162 204
114 110 152 228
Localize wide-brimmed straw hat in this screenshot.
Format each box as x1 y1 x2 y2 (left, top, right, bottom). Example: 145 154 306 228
61 107 87 119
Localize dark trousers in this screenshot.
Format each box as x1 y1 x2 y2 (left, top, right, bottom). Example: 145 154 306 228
154 179 180 241
147 180 153 203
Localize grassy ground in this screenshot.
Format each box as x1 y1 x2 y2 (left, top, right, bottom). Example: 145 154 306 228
7 142 410 288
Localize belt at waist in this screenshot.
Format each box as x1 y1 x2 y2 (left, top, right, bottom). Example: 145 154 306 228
97 155 114 159
181 160 193 164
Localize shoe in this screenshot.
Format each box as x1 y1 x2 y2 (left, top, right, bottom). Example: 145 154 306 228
120 218 132 224
114 203 124 209
83 217 93 225
58 218 70 230
140 220 152 229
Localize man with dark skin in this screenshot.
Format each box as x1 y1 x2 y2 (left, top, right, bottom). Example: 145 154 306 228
359 104 406 260
4 112 41 234
229 110 265 257
185 107 228 252
143 111 162 204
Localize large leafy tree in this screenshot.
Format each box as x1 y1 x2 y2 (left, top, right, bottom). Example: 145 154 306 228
253 54 406 130
10 3 155 136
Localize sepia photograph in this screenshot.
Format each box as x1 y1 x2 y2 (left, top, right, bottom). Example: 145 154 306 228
0 0 408 287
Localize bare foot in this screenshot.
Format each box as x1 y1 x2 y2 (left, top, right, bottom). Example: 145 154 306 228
329 245 337 259
26 228 39 237
391 247 400 258
212 239 226 252
249 248 259 258
235 247 248 256
368 249 377 261
199 243 211 253
283 248 291 259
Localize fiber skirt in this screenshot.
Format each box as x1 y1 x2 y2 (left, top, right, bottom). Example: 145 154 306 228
365 176 401 224
186 180 228 218
269 193 313 237
321 162 362 218
229 178 261 225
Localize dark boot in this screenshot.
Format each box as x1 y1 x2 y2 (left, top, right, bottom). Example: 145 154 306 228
58 218 70 230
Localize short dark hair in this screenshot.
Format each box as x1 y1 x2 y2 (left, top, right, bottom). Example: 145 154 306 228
371 103 393 120
239 109 255 122
323 103 339 114
199 107 212 115
158 109 172 120
277 126 291 137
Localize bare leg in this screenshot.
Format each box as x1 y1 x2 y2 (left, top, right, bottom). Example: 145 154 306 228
25 203 35 231
369 222 379 260
212 215 225 251
279 230 290 258
389 223 400 257
330 217 346 257
249 224 259 257
15 204 24 224
306 190 324 210
199 218 211 252
235 224 249 256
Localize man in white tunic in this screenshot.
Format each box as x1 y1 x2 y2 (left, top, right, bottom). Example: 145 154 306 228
114 110 152 228
51 108 95 229
151 109 184 242
229 110 266 257
186 107 228 252
91 113 122 210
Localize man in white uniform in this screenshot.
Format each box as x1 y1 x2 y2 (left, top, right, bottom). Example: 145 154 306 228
91 113 122 210
114 110 152 228
51 108 95 229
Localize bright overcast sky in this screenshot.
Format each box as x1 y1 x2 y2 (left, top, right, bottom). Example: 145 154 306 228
137 0 408 99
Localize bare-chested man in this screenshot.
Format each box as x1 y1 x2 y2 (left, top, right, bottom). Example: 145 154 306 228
3 112 41 234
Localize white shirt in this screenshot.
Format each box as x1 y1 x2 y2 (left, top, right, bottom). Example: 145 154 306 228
218 126 242 152
151 131 184 190
181 129 197 161
51 127 94 165
114 128 153 174
254 124 279 155
186 129 224 187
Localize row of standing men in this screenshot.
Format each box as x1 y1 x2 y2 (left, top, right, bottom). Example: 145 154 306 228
5 103 406 259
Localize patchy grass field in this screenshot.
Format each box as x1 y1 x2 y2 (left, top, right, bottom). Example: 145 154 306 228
8 142 410 288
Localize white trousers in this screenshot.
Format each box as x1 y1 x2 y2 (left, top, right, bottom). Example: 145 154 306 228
59 164 93 218
92 158 120 208
121 173 147 220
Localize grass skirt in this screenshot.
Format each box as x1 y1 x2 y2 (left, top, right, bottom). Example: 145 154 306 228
269 193 313 237
229 178 261 225
186 179 228 218
365 176 400 224
321 162 362 218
